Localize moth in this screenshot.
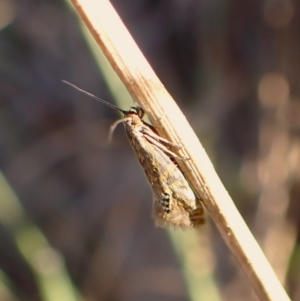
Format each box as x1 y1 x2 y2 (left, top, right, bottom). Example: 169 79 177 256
63 81 205 228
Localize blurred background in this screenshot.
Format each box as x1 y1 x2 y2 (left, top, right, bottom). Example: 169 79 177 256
0 0 300 300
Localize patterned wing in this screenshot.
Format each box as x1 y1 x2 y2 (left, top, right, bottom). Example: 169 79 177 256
124 121 205 228
152 192 205 228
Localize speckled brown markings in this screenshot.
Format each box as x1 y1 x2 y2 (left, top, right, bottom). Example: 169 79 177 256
122 107 205 228
63 81 205 228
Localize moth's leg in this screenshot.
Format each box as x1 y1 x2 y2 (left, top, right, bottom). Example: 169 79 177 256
141 127 181 149
143 133 188 160
108 117 130 143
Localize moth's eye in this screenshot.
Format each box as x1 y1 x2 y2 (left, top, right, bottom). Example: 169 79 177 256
128 107 138 114
137 107 145 118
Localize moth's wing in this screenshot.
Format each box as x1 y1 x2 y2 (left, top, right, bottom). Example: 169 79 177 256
140 126 197 210
147 144 199 213
152 192 189 228
152 192 205 228
124 123 205 227
170 180 197 209
162 162 198 210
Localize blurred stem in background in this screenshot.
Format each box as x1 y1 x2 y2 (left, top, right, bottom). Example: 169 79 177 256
255 73 296 283
0 172 81 301
169 228 221 301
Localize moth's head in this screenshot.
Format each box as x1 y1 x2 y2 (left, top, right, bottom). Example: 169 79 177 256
127 106 145 119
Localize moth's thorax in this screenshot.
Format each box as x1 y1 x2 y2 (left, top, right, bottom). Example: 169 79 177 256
125 113 144 126
124 106 144 124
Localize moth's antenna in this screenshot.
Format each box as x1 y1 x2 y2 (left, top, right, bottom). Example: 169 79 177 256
62 80 125 113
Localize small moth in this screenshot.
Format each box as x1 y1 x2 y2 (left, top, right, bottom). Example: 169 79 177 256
63 81 205 228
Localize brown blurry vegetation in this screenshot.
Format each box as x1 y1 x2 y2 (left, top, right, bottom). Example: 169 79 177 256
0 0 299 301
